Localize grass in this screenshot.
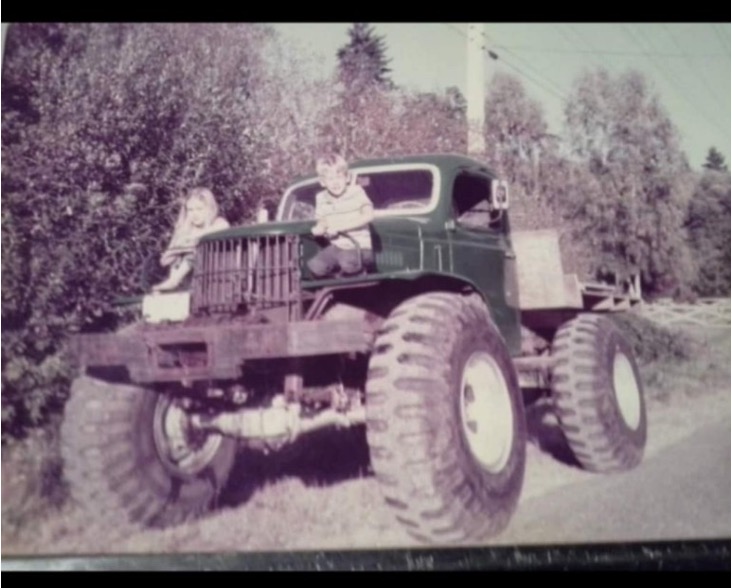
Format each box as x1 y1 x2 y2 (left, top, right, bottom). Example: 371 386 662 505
639 327 730 405
1 416 68 546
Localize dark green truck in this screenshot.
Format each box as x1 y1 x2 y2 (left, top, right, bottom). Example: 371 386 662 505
63 154 646 543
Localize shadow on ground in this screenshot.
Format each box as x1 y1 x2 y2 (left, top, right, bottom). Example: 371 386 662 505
219 396 588 508
219 425 372 508
524 396 582 468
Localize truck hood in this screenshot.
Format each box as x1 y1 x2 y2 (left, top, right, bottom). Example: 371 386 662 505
199 219 315 242
199 216 435 244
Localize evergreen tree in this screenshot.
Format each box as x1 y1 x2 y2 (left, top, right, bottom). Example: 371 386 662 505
685 168 731 296
336 23 392 92
703 147 728 172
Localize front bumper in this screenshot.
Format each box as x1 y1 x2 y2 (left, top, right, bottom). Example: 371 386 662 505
71 319 371 383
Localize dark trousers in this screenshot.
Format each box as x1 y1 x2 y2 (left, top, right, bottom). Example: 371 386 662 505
307 244 374 278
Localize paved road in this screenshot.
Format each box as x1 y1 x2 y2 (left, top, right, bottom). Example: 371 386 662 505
494 420 731 545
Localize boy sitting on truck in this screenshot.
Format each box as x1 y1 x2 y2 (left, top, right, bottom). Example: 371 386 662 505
308 154 375 277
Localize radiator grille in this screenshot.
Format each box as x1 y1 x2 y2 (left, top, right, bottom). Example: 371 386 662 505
191 235 302 319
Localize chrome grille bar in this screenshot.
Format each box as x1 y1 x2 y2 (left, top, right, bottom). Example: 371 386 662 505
191 235 302 316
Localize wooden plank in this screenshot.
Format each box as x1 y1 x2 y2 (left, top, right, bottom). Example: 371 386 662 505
513 230 580 309
583 284 617 295
591 296 615 311
563 274 584 308
614 297 631 310
512 229 643 311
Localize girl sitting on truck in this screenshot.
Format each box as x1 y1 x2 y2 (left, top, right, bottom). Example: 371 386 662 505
152 187 230 292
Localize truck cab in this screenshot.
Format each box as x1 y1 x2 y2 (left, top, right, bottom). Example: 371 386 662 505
273 154 519 351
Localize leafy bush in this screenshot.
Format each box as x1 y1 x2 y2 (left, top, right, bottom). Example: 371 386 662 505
1 23 283 439
685 169 731 297
610 312 696 365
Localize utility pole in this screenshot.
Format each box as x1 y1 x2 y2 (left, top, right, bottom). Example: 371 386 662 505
2 23 8 63
466 23 486 157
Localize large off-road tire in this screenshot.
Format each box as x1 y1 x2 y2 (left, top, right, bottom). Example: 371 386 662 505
365 292 526 544
550 314 646 472
60 376 237 528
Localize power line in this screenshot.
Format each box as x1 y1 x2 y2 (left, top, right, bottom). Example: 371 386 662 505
662 23 726 114
445 23 728 151
480 28 569 99
621 24 725 141
446 23 566 102
491 45 727 58
485 48 568 103
564 24 611 70
711 24 731 56
566 23 727 146
444 24 567 105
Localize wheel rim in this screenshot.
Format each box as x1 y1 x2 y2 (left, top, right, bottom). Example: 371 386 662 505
459 351 514 473
153 396 225 477
613 350 642 430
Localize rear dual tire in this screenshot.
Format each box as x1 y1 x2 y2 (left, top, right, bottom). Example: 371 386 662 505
550 314 646 472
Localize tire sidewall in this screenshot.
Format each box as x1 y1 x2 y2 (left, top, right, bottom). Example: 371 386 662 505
449 310 526 500
599 321 647 450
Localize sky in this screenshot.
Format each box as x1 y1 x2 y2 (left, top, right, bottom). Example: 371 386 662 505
274 23 731 170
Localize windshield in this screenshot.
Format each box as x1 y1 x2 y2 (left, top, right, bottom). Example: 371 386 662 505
278 166 437 221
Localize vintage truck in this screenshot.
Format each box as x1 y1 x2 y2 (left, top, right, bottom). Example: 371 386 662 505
63 154 646 544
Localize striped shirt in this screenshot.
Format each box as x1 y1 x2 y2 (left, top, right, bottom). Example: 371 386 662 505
315 184 373 250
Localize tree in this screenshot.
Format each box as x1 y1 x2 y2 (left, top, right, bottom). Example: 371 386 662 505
319 23 398 160
482 72 584 273
0 23 287 438
685 168 731 296
249 37 339 205
336 23 392 93
484 73 549 183
562 68 696 296
389 87 467 155
483 72 564 208
703 147 728 172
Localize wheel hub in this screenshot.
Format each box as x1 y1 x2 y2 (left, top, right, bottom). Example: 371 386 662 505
153 396 225 477
459 351 514 473
612 350 642 430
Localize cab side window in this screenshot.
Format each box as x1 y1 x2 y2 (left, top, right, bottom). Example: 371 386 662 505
452 172 495 231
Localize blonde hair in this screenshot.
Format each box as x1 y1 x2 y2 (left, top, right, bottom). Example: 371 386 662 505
173 187 220 234
316 153 349 178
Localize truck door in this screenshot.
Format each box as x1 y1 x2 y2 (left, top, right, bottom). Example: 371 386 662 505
449 170 521 354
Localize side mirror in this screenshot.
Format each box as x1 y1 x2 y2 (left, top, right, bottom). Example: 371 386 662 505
490 180 510 210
